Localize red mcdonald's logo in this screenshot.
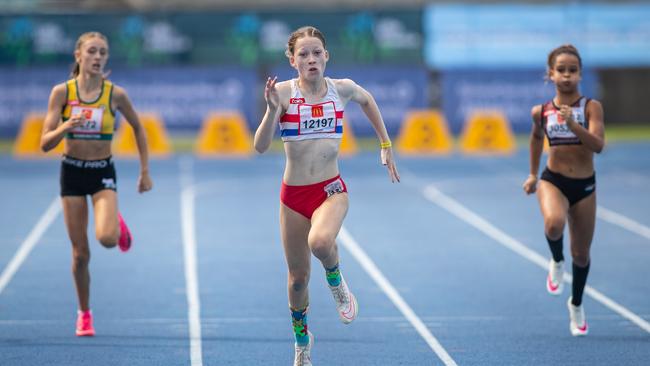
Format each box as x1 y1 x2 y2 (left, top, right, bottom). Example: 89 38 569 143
312 105 324 117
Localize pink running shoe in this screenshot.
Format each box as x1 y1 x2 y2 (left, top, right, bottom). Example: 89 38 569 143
546 259 564 295
76 310 95 337
117 212 132 252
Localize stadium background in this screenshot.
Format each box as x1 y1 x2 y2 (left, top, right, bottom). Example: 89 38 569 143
1 0 649 152
1 2 650 366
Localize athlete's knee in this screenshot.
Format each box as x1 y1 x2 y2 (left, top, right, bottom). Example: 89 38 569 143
308 234 335 260
544 216 565 239
72 248 90 269
288 270 310 293
570 250 590 267
96 230 118 248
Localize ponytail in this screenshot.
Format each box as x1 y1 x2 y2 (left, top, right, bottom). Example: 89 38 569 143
70 62 80 78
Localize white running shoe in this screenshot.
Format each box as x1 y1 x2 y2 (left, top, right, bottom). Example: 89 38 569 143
294 331 314 366
567 296 588 336
546 259 564 295
328 273 358 324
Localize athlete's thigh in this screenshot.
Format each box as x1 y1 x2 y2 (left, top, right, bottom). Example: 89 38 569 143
280 203 312 272
310 192 349 241
568 193 596 252
91 189 118 237
61 196 89 246
537 180 569 222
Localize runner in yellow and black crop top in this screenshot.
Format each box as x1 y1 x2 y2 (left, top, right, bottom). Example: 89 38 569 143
62 78 116 141
523 45 605 337
40 32 152 338
254 26 399 366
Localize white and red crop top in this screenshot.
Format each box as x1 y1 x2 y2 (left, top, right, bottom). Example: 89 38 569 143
540 97 590 146
279 77 345 141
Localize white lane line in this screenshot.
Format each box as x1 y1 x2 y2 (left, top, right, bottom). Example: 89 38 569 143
0 197 60 296
598 205 650 241
423 184 650 334
180 158 203 366
338 226 458 366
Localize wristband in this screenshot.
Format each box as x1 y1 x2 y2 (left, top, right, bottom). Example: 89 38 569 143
380 141 392 149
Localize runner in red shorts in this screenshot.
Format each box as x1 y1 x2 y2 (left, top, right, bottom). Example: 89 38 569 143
254 26 399 366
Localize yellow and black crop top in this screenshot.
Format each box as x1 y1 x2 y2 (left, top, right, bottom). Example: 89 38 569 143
62 79 116 140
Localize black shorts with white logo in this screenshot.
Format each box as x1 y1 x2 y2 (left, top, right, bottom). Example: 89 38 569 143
60 155 117 196
541 167 595 206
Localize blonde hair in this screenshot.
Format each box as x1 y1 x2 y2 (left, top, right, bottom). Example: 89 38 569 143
70 32 109 78
285 26 327 58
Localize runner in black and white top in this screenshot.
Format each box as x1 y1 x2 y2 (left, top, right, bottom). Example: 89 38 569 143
523 44 605 337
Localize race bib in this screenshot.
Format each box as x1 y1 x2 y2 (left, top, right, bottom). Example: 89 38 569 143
298 102 337 135
324 179 344 197
69 106 104 134
545 108 585 139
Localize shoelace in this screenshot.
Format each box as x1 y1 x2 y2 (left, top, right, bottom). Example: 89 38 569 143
550 263 563 283
570 306 585 326
331 284 349 306
295 345 310 365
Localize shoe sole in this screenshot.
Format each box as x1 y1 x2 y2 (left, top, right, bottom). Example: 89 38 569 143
118 213 132 252
76 330 95 337
570 327 588 337
118 231 132 252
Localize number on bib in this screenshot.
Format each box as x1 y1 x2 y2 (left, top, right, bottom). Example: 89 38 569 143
298 102 337 135
70 106 104 134
324 179 344 197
